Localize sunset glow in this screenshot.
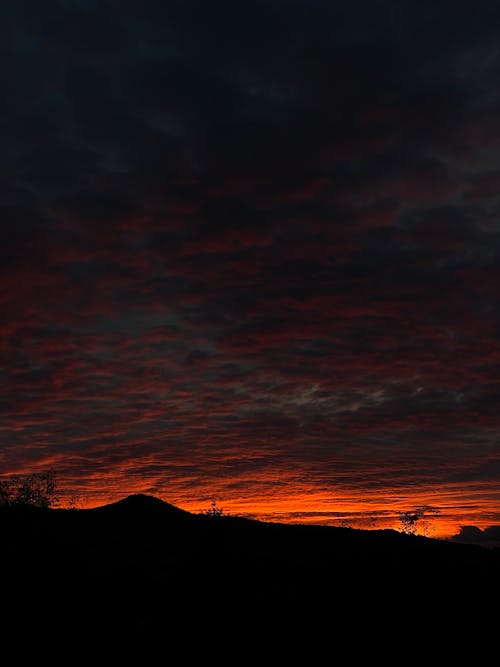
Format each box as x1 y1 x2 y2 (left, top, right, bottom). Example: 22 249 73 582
55 474 496 539
2 1 499 544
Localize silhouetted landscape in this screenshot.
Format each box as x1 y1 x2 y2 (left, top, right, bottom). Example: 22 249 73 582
2 493 498 649
4 9 500 660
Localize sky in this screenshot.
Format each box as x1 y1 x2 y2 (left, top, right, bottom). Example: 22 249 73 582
2 0 500 540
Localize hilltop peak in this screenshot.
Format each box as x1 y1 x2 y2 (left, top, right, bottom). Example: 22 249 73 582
91 493 192 517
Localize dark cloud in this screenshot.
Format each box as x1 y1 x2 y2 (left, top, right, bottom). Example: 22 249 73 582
452 525 500 547
0 0 499 536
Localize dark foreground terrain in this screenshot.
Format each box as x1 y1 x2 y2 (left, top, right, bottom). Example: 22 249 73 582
1 494 498 654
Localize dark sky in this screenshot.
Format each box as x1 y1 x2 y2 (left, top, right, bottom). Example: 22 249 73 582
2 0 500 537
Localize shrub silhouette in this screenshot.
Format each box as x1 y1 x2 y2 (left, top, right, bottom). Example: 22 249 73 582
399 506 440 535
0 471 59 509
205 500 224 517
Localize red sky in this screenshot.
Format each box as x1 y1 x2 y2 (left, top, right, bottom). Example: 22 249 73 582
1 0 499 541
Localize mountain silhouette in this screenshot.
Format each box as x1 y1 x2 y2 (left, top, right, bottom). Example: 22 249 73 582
89 492 194 518
1 494 497 652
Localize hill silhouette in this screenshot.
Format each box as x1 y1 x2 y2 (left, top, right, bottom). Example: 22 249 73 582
89 492 195 518
1 494 498 652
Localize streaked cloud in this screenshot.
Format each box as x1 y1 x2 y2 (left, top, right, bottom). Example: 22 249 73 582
1 0 499 537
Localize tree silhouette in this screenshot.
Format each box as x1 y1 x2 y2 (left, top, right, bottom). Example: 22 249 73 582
205 500 224 517
0 471 60 509
399 509 424 535
398 506 440 535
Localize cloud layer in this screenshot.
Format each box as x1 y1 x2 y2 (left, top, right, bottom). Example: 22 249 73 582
1 1 500 536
